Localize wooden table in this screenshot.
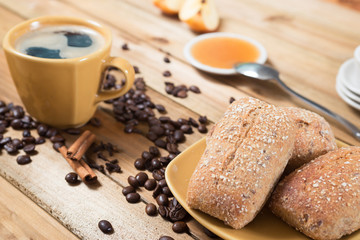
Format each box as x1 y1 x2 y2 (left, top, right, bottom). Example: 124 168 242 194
0 0 359 239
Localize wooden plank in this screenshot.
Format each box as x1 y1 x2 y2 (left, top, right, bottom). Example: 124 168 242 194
0 176 79 240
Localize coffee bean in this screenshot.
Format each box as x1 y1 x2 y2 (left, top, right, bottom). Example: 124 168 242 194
158 179 167 188
0 137 11 145
150 125 165 136
172 221 188 233
142 151 153 161
162 187 172 197
165 84 174 94
98 220 114 234
22 130 31 137
189 85 201 94
229 97 235 104
168 153 177 160
11 106 24 119
122 186 136 196
149 146 160 157
176 90 187 98
65 128 81 135
89 117 102 127
35 137 46 144
188 117 199 128
134 158 146 170
128 176 139 188
153 169 164 181
158 205 168 219
151 158 162 170
173 130 185 142
126 192 140 203
16 155 31 165
153 184 162 198
198 124 208 133
23 144 35 153
122 43 129 50
155 139 167 149
50 135 65 143
163 70 171 77
146 132 158 142
11 119 22 129
144 179 157 191
46 128 58 138
133 66 140 74
53 142 63 152
159 156 170 166
198 115 208 124
22 136 36 144
155 104 166 113
37 124 48 136
135 172 148 186
12 138 23 149
156 194 169 206
0 125 6 134
4 142 17 154
145 203 157 216
163 56 171 63
65 172 79 184
180 124 192 134
166 143 178 154
159 236 174 240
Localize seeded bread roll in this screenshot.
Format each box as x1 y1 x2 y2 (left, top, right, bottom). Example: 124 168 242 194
269 147 360 240
283 107 337 172
186 97 297 229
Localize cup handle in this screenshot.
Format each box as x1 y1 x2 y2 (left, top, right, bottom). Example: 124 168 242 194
95 56 135 103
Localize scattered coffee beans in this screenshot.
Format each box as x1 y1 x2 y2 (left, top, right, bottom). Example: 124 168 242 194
65 172 79 184
144 179 157 191
16 155 31 165
121 43 129 50
122 186 136 196
156 194 169 206
126 192 140 203
159 236 174 240
172 221 188 233
163 70 171 77
145 203 157 216
98 220 114 234
127 175 140 188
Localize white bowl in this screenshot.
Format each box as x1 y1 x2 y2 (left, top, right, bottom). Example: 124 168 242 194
336 62 360 111
338 58 360 95
184 32 267 75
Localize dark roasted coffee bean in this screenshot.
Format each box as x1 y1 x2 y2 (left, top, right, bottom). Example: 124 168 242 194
12 138 23 149
229 97 236 104
159 236 174 240
46 128 58 138
53 142 63 152
151 158 162 170
23 144 35 153
158 179 167 188
155 139 166 149
0 125 6 134
4 142 17 153
162 187 172 197
0 137 11 146
11 119 22 129
158 205 168 219
135 172 148 186
124 124 135 133
50 135 65 143
163 56 171 63
142 151 153 161
37 124 48 136
11 106 25 119
165 84 174 94
22 130 31 137
166 143 178 154
144 179 157 191
163 70 171 77
159 156 170 166
198 124 208 133
158 116 171 123
149 146 160 157
121 43 129 50
122 186 136 196
127 176 139 188
89 117 102 127
65 128 81 135
176 90 187 98
22 136 36 144
134 158 146 170
172 221 188 233
16 155 31 165
21 115 32 124
180 124 192 134
156 194 169 206
155 104 166 113
145 203 157 216
153 184 162 198
35 137 46 144
65 172 79 184
198 115 208 124
153 169 164 181
146 132 158 142
189 85 201 93
133 66 140 74
188 117 199 127
149 125 164 136
173 130 185 142
126 192 140 203
98 220 114 234
148 117 161 126
0 106 9 115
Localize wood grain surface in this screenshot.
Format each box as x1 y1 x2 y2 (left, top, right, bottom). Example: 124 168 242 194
0 0 359 239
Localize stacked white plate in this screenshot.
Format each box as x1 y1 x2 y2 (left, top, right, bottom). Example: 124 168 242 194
336 47 360 110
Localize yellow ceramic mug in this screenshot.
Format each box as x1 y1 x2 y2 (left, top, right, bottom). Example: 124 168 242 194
2 16 135 128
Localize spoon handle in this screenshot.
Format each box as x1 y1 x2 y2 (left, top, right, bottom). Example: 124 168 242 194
275 76 360 141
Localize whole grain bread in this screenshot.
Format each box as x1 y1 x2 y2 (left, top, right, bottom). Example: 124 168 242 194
186 97 297 229
282 107 337 172
269 147 360 240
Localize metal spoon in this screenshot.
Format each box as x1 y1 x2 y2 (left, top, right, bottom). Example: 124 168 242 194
234 62 360 141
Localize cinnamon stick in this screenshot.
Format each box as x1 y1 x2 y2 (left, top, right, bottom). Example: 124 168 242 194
67 130 96 161
59 146 97 182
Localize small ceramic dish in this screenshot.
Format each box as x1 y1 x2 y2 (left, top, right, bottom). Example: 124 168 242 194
165 137 349 240
184 32 267 75
338 58 360 95
337 73 360 104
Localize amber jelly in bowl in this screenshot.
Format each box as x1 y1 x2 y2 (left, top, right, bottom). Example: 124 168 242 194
184 32 267 75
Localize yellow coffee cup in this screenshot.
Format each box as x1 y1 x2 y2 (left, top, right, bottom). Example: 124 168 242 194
2 16 135 128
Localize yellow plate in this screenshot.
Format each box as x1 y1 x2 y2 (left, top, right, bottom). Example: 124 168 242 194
165 137 356 240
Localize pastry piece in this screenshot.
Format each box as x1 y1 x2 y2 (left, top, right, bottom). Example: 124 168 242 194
186 97 297 229
282 107 337 172
269 147 360 240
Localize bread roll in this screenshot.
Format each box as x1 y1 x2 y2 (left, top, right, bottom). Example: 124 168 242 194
283 107 337 172
186 97 297 229
269 147 360 240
